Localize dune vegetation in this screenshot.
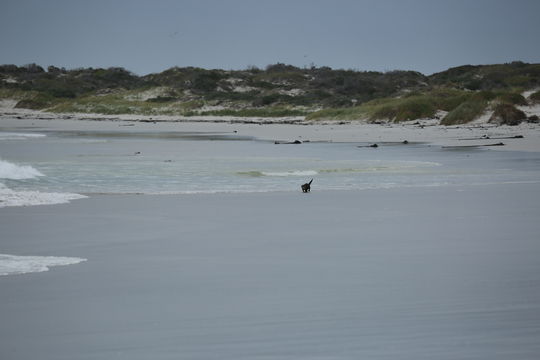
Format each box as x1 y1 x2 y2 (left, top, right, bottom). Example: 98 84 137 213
529 90 540 104
1 61 539 123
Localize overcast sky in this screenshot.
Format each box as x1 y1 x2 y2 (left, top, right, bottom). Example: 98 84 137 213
1 0 539 75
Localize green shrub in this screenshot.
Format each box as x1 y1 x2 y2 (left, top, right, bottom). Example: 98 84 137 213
380 96 437 121
15 98 51 109
441 98 488 125
178 100 203 110
252 93 294 106
14 93 57 109
4 61 540 119
529 90 540 103
471 91 498 101
146 96 176 102
306 107 367 121
307 89 474 122
254 71 307 84
428 89 472 111
489 103 527 125
0 88 30 100
495 92 528 105
190 71 224 92
197 107 307 117
504 75 531 87
204 90 260 102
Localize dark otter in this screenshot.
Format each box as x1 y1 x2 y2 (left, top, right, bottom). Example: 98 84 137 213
301 179 313 193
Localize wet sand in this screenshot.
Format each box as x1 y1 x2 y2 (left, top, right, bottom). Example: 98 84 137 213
1 105 540 152
2 185 540 359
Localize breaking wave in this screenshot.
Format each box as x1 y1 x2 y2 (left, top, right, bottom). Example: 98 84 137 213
0 158 44 179
0 158 86 207
0 254 87 276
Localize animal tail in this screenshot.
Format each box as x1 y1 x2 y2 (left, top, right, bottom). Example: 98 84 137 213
308 179 313 185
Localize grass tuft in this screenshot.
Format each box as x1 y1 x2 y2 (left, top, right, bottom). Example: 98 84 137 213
529 90 540 104
495 92 528 105
193 107 308 117
441 98 488 125
489 103 527 125
307 89 472 122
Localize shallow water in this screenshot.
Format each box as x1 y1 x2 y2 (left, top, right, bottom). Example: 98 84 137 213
1 128 540 359
2 129 540 200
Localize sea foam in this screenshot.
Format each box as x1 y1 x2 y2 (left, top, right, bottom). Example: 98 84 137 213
0 158 86 207
0 132 46 141
0 254 87 276
0 183 87 208
0 158 44 180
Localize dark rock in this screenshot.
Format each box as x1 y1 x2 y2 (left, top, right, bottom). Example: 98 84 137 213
486 142 505 146
357 143 379 148
274 140 302 145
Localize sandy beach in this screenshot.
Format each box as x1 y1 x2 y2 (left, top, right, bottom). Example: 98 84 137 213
1 101 540 152
2 105 540 359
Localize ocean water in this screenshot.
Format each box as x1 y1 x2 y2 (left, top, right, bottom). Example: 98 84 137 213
2 129 540 205
2 127 540 359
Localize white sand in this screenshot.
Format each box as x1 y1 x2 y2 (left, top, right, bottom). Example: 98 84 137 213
1 102 540 152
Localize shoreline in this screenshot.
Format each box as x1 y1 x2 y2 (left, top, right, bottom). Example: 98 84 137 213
1 104 540 152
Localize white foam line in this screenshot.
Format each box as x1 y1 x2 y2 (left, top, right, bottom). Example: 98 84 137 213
0 184 87 208
0 132 46 140
0 254 87 276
